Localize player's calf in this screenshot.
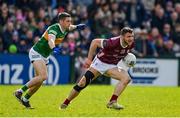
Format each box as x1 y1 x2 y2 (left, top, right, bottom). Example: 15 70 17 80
60 71 95 109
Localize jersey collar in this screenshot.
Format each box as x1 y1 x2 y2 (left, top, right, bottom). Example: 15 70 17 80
120 37 128 48
58 24 65 34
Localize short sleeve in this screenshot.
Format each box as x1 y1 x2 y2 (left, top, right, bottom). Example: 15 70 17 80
48 26 58 35
102 38 119 49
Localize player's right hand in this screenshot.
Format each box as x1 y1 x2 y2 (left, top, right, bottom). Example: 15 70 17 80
83 58 92 68
52 47 62 55
76 24 86 30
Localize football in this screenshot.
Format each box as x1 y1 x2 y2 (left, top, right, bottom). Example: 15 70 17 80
123 53 136 67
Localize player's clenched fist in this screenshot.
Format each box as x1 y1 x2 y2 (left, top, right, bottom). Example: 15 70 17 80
83 58 92 68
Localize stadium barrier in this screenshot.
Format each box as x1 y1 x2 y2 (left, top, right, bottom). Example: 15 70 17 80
111 58 180 86
0 54 70 85
1 54 179 86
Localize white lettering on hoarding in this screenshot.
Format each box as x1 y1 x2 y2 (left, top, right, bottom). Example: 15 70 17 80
11 65 23 84
0 64 10 84
129 63 159 78
0 64 23 84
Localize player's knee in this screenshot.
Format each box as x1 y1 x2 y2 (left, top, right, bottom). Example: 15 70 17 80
39 74 48 81
79 70 94 87
74 70 95 92
123 76 131 85
84 70 94 86
127 77 131 84
78 77 86 87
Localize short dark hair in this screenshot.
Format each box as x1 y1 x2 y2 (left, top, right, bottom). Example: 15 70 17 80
58 12 71 21
120 27 134 35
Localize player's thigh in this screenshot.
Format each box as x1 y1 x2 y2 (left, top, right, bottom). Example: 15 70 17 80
32 60 48 77
105 67 130 81
88 67 101 80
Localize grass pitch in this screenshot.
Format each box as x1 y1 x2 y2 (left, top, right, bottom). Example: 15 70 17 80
0 85 180 117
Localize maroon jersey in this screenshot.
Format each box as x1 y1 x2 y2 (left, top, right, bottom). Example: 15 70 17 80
97 36 134 65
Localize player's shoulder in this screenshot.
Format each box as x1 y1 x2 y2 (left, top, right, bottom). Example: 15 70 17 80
48 23 59 29
109 36 120 41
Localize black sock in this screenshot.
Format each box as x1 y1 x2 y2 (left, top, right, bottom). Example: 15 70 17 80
21 85 28 92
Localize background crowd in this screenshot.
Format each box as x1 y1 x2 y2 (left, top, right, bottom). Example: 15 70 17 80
0 0 180 79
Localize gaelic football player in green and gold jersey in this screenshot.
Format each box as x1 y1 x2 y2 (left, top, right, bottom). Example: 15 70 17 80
13 12 86 108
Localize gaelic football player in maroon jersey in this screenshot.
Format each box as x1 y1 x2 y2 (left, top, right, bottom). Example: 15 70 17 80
60 27 135 110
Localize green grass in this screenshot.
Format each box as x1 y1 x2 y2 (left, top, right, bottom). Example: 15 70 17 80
0 85 180 117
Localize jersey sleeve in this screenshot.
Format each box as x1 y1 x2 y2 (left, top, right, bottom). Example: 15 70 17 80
102 37 119 49
48 26 58 35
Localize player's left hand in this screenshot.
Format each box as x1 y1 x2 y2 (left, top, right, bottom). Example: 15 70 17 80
76 24 86 30
52 47 62 55
83 58 92 68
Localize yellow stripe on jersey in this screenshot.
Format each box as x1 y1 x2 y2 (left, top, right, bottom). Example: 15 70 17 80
42 31 49 40
43 30 64 44
55 37 64 44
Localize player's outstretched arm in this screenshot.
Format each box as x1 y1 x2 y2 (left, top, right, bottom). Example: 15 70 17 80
69 24 86 31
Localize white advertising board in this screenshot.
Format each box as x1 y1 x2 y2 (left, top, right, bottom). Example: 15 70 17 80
111 59 179 86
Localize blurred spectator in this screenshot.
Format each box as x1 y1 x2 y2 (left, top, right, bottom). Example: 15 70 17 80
0 3 11 30
151 5 166 34
34 21 45 37
175 3 180 14
18 40 28 53
80 26 94 48
110 26 120 37
0 35 3 52
37 8 46 22
2 21 15 52
67 33 76 56
133 28 147 57
147 27 164 57
18 22 29 40
126 0 147 27
11 31 19 46
172 23 180 53
61 41 70 55
162 23 172 42
162 23 175 56
25 30 34 51
141 0 155 11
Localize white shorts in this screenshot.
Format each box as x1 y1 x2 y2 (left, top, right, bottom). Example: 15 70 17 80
90 56 129 74
117 59 130 72
29 48 49 64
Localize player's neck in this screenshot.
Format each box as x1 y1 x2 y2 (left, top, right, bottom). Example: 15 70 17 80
120 37 128 48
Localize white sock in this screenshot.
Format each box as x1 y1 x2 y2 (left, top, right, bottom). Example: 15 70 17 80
22 97 29 102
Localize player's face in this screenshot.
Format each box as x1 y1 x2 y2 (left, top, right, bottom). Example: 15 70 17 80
123 32 134 46
60 17 72 30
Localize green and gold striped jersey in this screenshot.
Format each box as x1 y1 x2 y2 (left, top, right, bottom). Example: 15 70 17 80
33 23 68 58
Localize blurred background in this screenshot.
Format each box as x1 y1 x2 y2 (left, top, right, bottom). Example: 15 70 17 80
0 0 179 86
